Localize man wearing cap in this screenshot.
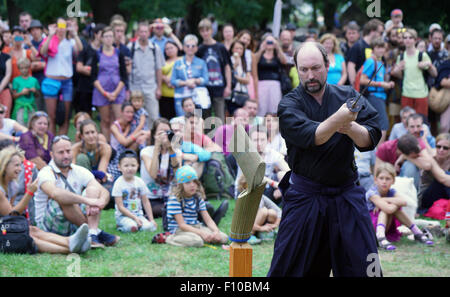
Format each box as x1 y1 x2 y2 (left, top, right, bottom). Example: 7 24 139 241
28 20 46 111
150 18 182 52
267 42 382 277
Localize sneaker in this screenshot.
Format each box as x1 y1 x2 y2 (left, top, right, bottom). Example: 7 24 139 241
90 234 105 249
69 224 89 253
414 233 434 246
97 230 120 246
258 231 275 241
248 235 262 245
80 236 91 253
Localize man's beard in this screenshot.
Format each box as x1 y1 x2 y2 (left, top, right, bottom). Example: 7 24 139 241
303 78 325 93
388 39 399 47
54 158 71 169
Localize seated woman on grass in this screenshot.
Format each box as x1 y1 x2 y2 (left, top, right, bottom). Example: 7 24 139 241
366 162 434 251
165 165 228 247
0 146 90 254
108 102 149 181
112 150 157 233
73 111 107 143
72 119 112 184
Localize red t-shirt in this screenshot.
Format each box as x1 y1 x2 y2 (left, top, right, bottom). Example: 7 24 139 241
376 138 427 164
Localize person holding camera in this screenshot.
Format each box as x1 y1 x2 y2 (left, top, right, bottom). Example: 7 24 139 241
253 33 287 116
39 18 83 136
150 18 182 52
140 118 181 218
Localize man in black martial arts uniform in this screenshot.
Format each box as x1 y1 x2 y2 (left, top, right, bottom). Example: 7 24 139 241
268 42 382 277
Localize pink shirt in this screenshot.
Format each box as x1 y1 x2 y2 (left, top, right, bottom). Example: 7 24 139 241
376 138 427 164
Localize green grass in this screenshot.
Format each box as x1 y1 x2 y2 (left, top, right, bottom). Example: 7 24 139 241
1 199 449 277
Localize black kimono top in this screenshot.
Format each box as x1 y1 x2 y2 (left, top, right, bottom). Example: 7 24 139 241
278 84 381 187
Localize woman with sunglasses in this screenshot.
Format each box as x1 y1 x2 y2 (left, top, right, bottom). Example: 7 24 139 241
0 103 27 143
418 133 450 215
18 111 53 170
170 34 209 117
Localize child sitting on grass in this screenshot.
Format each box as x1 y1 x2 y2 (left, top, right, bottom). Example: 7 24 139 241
366 162 434 250
165 165 228 247
112 150 157 233
11 57 40 126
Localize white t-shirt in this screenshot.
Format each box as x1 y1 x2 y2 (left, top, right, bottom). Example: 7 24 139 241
111 175 150 219
0 118 17 136
140 146 170 199
267 133 287 156
45 38 76 77
34 160 94 224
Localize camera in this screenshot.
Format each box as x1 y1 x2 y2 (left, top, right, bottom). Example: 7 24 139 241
166 130 175 141
266 40 274 45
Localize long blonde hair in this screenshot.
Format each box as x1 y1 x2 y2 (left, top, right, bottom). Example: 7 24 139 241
171 179 206 202
319 33 342 55
0 147 24 195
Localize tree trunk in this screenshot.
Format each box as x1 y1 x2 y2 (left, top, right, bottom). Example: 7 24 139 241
311 0 318 27
88 0 122 25
6 0 20 28
322 1 337 32
185 0 203 35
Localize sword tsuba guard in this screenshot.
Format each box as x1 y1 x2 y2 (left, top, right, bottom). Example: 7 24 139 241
346 97 363 113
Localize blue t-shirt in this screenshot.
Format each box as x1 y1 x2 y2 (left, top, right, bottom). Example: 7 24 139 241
327 53 345 85
166 195 207 233
365 184 396 211
150 36 172 53
362 57 386 100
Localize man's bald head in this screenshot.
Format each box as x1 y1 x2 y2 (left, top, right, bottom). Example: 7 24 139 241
294 42 329 70
294 42 329 94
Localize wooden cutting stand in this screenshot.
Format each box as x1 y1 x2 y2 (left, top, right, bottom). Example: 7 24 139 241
229 242 253 277
227 125 266 277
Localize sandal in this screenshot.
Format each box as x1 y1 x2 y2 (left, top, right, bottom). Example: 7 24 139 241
377 237 396 251
414 233 434 246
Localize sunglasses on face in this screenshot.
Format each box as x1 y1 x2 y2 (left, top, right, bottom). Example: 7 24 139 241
436 145 449 151
0 110 4 114
52 135 71 144
185 44 196 48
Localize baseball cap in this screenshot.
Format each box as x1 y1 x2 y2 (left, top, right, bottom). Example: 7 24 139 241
391 9 403 16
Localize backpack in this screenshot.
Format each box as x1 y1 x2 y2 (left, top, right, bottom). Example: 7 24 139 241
200 152 235 200
0 214 36 254
354 56 377 95
399 51 428 85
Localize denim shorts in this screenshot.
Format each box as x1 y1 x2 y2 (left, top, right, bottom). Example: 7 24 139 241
42 77 73 102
